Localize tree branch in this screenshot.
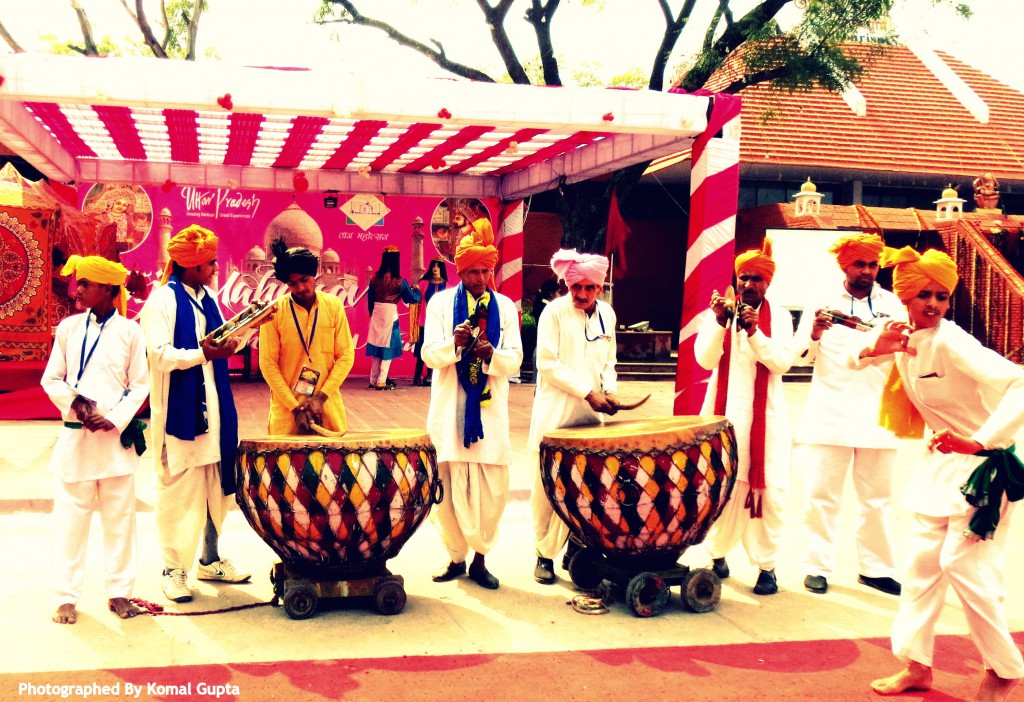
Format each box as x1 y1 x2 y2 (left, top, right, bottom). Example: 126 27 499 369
524 0 561 86
71 0 100 55
134 0 169 57
185 0 203 60
0 20 25 52
322 1 495 82
471 0 528 85
649 0 697 91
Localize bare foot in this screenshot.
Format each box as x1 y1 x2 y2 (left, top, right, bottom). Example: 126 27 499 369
52 603 77 625
972 670 1019 702
108 597 141 619
871 661 933 695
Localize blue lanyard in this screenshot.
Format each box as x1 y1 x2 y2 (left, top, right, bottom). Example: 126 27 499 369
75 310 112 388
289 298 319 363
851 293 877 318
584 308 606 342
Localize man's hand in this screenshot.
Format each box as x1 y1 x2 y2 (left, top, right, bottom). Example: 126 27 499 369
603 393 621 416
202 335 241 361
709 290 732 328
71 395 95 423
861 320 915 359
306 392 327 424
292 405 314 434
585 391 615 415
82 413 115 432
471 334 493 362
810 308 833 341
927 429 982 455
454 321 473 348
738 304 759 336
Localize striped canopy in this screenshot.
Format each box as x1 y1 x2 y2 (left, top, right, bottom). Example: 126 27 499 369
0 54 713 199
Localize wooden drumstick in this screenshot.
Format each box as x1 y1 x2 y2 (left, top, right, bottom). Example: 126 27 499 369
612 394 651 412
309 422 347 438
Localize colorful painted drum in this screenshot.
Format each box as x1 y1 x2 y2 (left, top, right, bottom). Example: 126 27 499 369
540 416 737 561
235 430 440 573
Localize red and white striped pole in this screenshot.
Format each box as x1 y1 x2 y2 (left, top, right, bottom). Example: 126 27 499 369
674 94 742 415
495 199 525 311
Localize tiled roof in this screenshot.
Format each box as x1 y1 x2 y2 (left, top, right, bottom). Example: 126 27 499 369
723 44 1024 181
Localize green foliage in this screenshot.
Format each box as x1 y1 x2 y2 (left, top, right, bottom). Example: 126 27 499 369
521 311 537 329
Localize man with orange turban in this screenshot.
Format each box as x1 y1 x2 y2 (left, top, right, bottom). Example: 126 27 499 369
422 214 522 590
41 255 149 624
140 225 253 604
855 248 1024 701
695 238 796 596
792 232 905 597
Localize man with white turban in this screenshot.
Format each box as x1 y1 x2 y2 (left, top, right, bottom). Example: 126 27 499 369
792 232 906 596
140 225 255 604
423 216 523 590
695 238 796 596
41 255 149 623
528 249 619 584
857 248 1024 702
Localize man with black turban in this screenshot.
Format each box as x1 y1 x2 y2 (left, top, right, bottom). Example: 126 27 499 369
260 239 355 435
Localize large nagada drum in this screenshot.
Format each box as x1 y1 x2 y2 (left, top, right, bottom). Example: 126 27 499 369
235 430 440 574
540 415 737 565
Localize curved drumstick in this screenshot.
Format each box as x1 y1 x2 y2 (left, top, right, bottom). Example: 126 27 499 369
613 394 651 411
309 422 347 438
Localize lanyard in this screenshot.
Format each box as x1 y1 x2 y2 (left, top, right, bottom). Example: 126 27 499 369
583 308 606 342
289 298 319 363
75 310 112 388
851 292 877 318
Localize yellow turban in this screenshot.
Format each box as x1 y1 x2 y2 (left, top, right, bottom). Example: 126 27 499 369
830 233 884 269
161 224 219 284
61 255 129 315
884 246 959 303
735 237 776 284
454 218 498 274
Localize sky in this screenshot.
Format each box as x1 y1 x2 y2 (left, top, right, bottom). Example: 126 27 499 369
0 0 1021 91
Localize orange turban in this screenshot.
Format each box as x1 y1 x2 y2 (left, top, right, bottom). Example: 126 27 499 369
454 218 498 274
830 233 884 269
883 246 959 302
61 255 129 315
735 237 775 284
161 224 219 284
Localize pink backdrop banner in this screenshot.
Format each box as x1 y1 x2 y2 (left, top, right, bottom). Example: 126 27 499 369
79 182 500 378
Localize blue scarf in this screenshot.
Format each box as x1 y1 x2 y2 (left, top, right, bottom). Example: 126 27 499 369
453 282 502 448
165 274 238 495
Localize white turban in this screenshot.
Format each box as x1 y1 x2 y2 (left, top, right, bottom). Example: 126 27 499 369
550 249 609 287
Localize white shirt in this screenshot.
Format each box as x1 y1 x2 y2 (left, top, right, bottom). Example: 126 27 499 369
792 282 906 447
527 296 617 447
41 310 149 482
139 281 223 476
853 319 1024 516
421 287 523 465
693 298 796 487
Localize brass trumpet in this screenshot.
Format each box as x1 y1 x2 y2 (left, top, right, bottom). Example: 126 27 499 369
205 300 275 345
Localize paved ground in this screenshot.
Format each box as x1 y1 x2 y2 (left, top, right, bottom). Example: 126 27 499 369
1 377 1022 693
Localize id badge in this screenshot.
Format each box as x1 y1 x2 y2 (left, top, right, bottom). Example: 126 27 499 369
293 365 321 398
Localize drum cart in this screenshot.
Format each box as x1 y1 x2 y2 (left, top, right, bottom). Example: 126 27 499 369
271 562 407 619
567 544 721 617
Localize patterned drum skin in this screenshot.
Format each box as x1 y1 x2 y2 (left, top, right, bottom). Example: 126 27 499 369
540 416 737 558
236 430 440 571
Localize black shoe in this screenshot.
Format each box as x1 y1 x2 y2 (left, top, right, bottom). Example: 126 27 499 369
858 575 901 596
804 574 828 594
412 378 423 386
431 561 466 582
469 565 500 590
753 569 778 595
534 557 555 584
712 557 730 580
422 379 431 386
385 379 398 390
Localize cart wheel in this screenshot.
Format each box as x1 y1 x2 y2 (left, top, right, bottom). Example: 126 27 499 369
625 571 670 618
680 568 721 613
568 549 603 591
283 583 318 620
374 577 407 615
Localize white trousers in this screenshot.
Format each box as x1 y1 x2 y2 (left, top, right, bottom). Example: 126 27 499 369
155 462 232 573
52 474 136 605
431 461 508 563
370 357 393 386
529 448 569 559
892 506 1024 679
801 444 897 578
704 481 784 571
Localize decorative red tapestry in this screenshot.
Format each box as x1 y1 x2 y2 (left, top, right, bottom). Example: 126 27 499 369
0 207 50 361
